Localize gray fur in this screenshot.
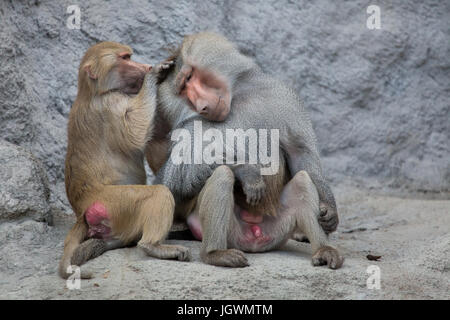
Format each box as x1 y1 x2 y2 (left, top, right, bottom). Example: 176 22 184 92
71 238 121 267
156 32 338 233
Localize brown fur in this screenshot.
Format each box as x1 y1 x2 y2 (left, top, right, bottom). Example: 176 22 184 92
59 42 189 279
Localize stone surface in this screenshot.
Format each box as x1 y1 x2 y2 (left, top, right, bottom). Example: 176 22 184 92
0 140 51 222
0 0 448 193
0 185 448 300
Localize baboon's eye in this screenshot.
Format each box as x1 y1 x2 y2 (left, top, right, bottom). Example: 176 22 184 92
119 53 131 60
180 72 192 92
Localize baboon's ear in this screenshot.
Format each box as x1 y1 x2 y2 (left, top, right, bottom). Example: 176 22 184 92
84 65 97 80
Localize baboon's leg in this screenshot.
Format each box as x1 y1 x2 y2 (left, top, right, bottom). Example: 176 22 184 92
196 166 249 267
281 171 344 269
98 185 191 262
285 147 338 234
63 185 190 276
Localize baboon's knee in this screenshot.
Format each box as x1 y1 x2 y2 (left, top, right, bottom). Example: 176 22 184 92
155 184 175 210
210 165 234 186
145 186 175 225
291 171 319 203
292 170 312 189
293 170 312 184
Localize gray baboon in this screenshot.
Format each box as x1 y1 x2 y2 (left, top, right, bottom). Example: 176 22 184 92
151 32 342 269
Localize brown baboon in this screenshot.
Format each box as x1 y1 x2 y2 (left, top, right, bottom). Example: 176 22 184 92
59 42 190 279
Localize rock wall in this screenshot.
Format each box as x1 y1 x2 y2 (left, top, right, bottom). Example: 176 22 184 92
0 0 448 211
0 140 50 222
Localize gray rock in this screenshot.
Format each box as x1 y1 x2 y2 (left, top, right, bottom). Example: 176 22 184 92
0 140 51 222
0 220 57 278
0 0 448 197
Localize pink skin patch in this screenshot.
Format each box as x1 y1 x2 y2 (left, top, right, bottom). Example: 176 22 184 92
238 209 271 247
240 210 263 224
239 224 272 248
85 201 112 239
186 208 272 250
251 225 262 238
240 210 263 239
187 213 203 241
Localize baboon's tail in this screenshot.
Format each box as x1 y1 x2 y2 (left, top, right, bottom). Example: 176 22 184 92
58 219 93 279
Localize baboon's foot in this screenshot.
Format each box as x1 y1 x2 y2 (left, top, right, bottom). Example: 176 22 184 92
201 249 249 268
139 243 191 261
292 232 309 243
312 246 344 269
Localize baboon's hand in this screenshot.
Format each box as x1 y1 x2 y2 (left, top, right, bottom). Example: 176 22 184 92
154 59 175 82
232 165 266 206
318 201 339 234
154 60 174 73
242 178 266 206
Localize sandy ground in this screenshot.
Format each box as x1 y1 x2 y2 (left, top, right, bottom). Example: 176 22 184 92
0 184 448 300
